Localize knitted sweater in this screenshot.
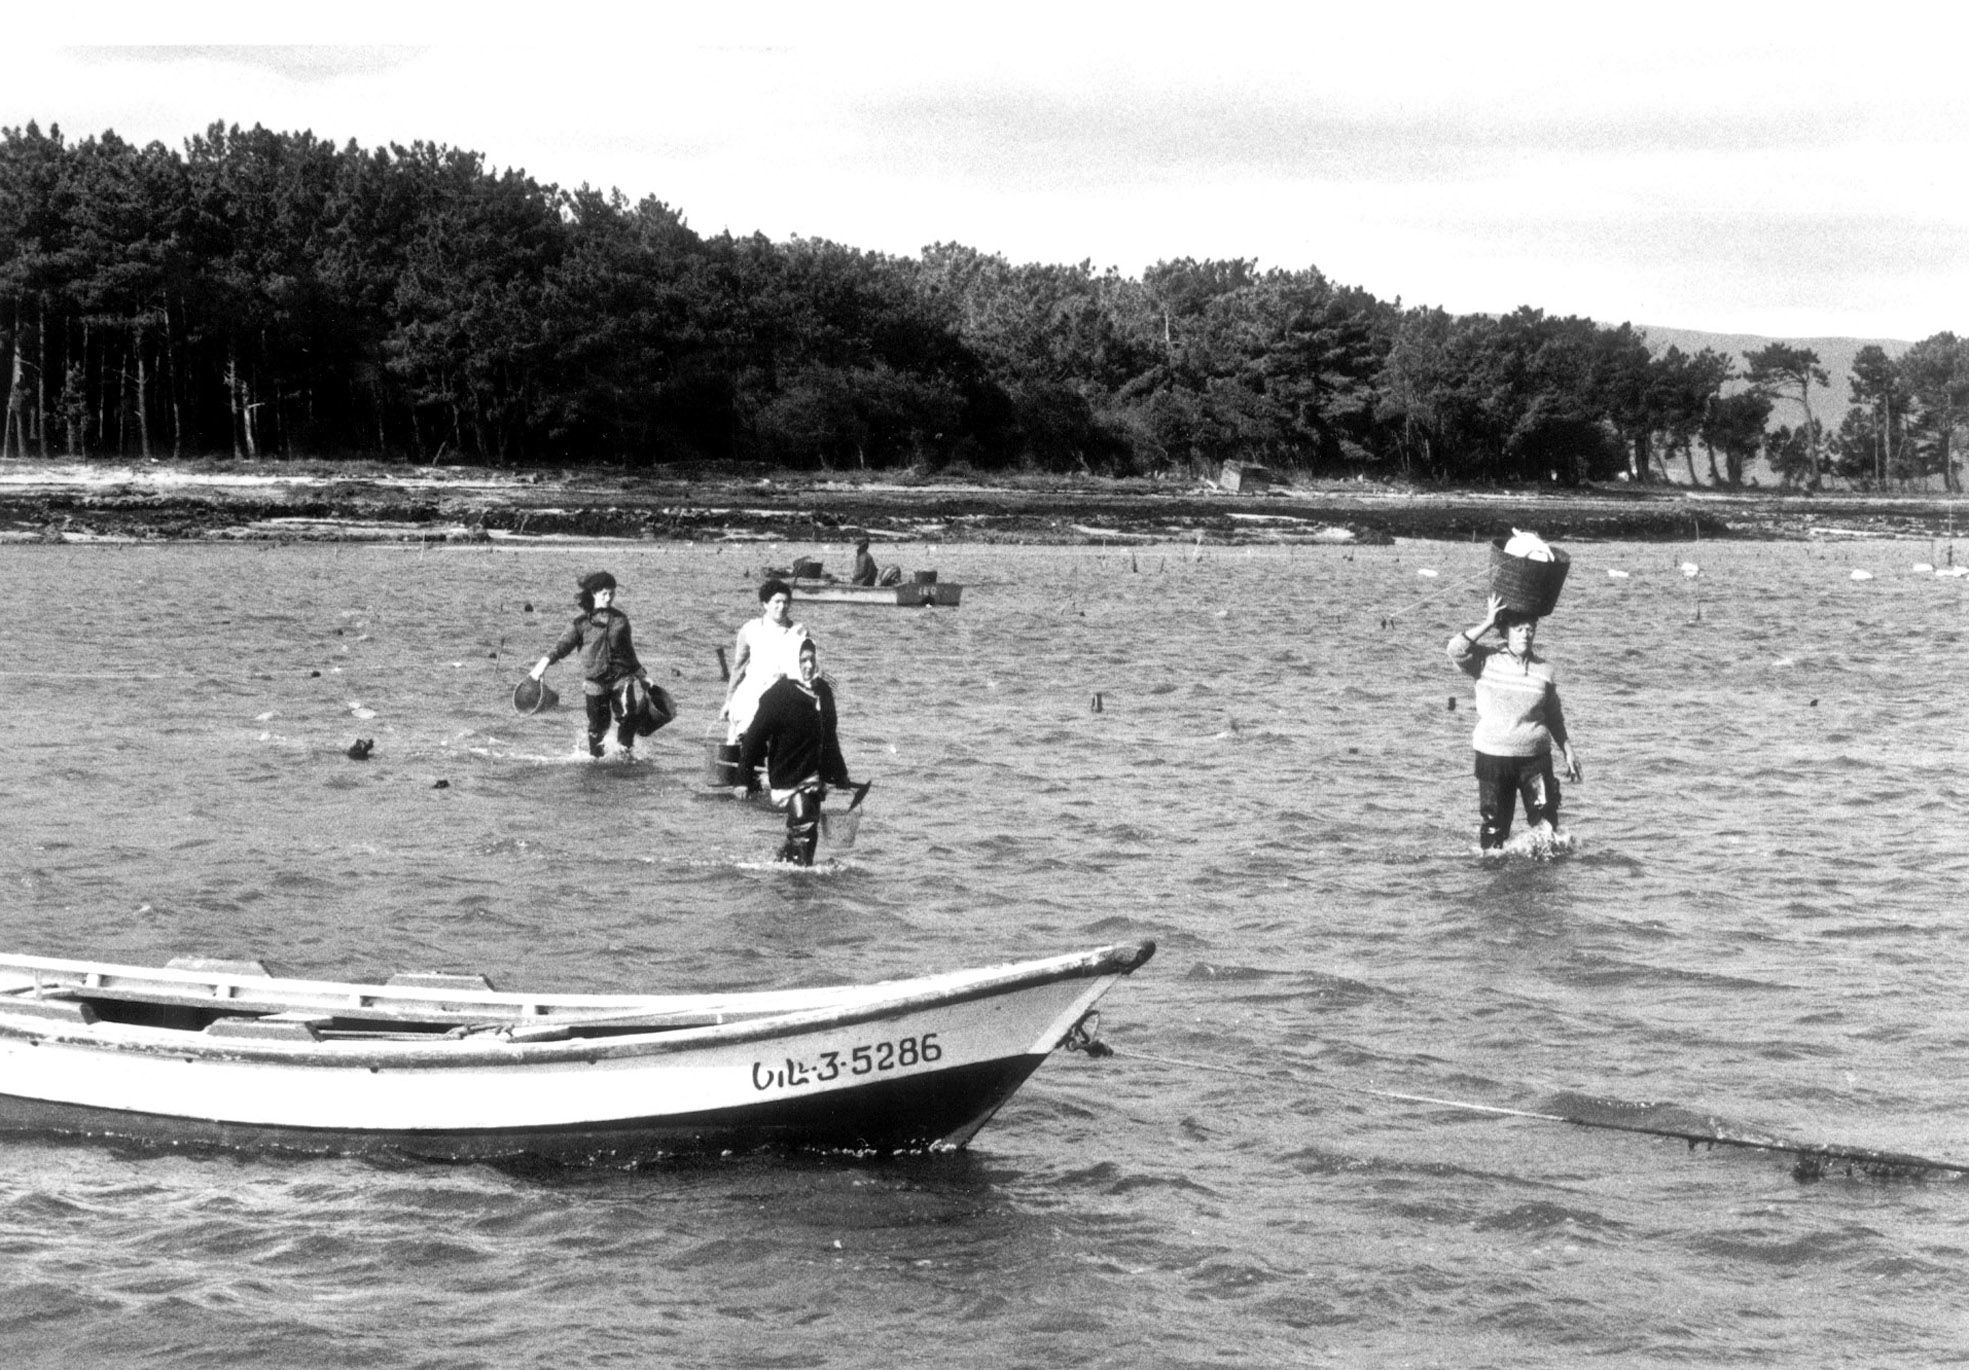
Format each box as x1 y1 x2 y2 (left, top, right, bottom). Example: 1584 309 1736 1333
1447 633 1569 758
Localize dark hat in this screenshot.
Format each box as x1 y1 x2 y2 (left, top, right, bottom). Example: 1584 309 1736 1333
578 571 617 595
797 635 818 655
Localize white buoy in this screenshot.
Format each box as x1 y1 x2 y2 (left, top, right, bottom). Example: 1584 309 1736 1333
1681 562 1701 578
1417 568 1438 578
1606 569 1630 579
1850 569 1874 581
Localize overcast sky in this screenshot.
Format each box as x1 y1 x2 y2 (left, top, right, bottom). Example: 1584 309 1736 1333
12 5 1968 342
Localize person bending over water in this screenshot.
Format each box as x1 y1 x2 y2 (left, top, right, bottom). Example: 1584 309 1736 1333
1448 594 1582 852
736 637 853 866
528 571 653 760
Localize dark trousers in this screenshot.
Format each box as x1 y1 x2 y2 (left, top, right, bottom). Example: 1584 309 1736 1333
584 690 636 753
778 786 824 866
1475 751 1559 850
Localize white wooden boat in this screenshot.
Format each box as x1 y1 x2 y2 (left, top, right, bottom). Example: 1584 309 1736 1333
0 942 1152 1163
786 578 962 607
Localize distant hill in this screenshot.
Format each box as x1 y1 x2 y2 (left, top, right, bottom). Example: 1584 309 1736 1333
1637 326 1910 431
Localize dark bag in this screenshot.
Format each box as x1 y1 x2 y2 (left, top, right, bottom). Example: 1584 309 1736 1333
612 679 677 737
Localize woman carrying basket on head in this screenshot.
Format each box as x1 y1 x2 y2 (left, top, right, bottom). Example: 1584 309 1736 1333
1448 593 1582 853
528 571 659 761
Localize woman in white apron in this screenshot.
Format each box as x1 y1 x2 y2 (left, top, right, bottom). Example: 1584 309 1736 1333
722 579 809 744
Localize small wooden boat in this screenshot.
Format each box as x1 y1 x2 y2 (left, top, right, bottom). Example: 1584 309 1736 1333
786 578 962 607
0 941 1152 1163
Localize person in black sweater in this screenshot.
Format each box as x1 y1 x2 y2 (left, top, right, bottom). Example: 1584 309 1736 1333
735 637 853 865
528 570 652 760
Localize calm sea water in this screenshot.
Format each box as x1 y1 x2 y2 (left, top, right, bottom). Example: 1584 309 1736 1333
3 533 1969 1368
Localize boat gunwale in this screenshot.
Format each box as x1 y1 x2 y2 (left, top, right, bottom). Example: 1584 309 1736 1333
0 940 1128 1021
0 953 755 1021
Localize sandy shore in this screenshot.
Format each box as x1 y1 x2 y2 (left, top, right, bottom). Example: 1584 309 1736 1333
0 461 1961 546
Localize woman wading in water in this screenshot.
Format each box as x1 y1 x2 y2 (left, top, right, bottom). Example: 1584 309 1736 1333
735 637 854 866
528 571 655 761
722 579 808 746
1448 593 1582 853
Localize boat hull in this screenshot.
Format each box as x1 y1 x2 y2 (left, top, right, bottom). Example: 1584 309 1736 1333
0 1054 1046 1162
0 942 1150 1163
787 579 962 607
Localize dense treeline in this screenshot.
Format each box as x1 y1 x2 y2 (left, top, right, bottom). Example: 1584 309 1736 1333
2 120 1964 489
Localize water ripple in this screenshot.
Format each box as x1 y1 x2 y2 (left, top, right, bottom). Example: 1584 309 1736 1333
0 540 1964 1367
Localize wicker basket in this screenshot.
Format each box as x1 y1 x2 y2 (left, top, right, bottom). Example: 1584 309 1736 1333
1488 538 1570 617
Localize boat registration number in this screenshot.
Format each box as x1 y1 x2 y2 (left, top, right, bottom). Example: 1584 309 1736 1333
752 1033 943 1091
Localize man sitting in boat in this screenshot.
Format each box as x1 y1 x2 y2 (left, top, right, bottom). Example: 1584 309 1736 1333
851 537 879 586
850 537 904 587
735 637 854 866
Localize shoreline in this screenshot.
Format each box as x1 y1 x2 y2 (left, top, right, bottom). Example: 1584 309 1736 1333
0 461 1963 547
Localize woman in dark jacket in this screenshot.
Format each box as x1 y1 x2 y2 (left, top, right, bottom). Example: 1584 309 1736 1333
528 571 653 760
735 637 852 865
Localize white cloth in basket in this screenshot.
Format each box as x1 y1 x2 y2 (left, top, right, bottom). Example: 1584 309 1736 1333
1503 528 1555 561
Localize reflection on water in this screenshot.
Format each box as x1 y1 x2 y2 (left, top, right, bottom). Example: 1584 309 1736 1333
3 537 1968 1366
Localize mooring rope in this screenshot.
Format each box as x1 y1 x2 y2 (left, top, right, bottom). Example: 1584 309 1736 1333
1378 572 1479 628
1101 1045 1969 1180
